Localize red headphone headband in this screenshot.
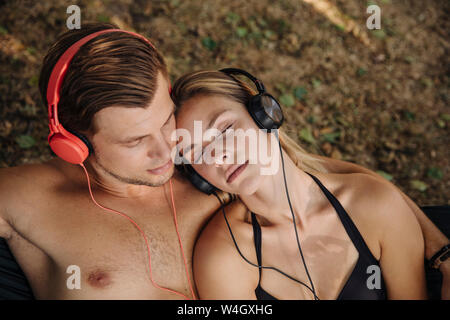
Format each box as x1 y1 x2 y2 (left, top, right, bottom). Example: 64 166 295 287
47 29 155 133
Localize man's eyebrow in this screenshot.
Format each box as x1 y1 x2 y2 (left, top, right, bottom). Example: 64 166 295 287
119 134 149 143
165 102 176 124
119 103 175 143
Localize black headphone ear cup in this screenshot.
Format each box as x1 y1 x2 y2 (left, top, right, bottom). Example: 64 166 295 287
184 164 217 195
66 129 94 155
248 93 284 130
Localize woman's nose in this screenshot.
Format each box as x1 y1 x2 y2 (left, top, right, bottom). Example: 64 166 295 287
214 148 232 167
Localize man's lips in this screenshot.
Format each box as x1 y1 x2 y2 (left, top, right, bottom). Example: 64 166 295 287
226 160 249 184
147 160 173 175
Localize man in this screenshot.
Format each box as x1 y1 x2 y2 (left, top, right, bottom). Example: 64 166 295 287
0 23 448 299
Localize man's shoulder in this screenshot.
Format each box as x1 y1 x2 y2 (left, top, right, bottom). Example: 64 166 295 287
0 159 76 219
0 158 71 188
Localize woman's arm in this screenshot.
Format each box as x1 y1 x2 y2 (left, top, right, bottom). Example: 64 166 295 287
359 175 427 299
193 210 259 299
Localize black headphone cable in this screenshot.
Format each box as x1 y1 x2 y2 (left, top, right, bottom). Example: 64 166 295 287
274 129 318 300
212 190 319 300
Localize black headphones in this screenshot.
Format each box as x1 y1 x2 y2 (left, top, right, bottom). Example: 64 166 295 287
183 68 284 195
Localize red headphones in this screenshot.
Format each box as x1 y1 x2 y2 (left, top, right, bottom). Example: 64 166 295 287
46 29 157 164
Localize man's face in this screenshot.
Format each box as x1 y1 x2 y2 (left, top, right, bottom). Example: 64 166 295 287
89 71 176 187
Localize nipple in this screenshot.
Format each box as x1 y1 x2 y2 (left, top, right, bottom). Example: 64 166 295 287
87 269 112 288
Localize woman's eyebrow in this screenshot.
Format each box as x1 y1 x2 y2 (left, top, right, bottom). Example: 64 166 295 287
179 109 231 156
207 109 230 130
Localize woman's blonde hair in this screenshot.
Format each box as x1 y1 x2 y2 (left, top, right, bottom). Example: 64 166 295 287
171 70 327 202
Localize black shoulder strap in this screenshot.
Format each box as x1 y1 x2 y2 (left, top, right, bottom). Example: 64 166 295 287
251 212 263 282
305 172 375 261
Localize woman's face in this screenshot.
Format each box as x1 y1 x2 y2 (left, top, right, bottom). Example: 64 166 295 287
176 94 276 195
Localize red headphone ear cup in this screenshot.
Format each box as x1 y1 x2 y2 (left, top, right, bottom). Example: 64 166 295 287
48 132 89 164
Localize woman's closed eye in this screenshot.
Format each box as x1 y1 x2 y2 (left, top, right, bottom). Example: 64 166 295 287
193 122 234 162
220 123 233 135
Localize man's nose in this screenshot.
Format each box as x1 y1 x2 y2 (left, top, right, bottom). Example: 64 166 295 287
147 133 172 161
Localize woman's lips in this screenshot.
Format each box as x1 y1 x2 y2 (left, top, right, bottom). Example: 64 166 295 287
147 160 172 175
226 160 249 184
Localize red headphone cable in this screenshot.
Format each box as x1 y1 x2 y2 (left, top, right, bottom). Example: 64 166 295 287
79 163 196 300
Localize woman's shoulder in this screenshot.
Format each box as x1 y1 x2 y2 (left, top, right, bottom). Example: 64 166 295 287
311 172 414 258
193 198 260 298
312 171 406 211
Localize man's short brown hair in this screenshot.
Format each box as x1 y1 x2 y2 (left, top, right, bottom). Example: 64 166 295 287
39 22 168 134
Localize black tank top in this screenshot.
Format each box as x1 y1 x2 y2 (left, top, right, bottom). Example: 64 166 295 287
251 172 386 300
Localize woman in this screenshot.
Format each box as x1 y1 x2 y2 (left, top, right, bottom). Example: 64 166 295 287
171 69 427 300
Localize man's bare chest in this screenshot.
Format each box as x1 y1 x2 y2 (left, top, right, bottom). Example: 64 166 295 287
18 190 214 298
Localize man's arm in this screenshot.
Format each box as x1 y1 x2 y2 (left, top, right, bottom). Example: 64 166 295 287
0 167 53 299
315 155 449 260
0 171 14 240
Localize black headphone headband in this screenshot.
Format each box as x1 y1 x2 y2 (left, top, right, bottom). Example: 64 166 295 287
219 68 266 93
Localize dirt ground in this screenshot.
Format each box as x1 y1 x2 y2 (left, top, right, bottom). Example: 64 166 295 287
0 0 448 206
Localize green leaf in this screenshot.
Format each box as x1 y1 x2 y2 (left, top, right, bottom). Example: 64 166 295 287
311 79 321 89
404 111 415 120
376 170 393 181
263 30 275 40
201 37 217 51
404 56 415 64
357 68 367 76
279 93 295 107
421 78 433 88
26 47 36 55
322 131 341 143
441 114 450 121
28 75 38 87
226 12 240 25
427 167 443 180
0 26 7 35
96 14 110 23
15 135 36 149
293 87 307 101
410 180 428 192
372 29 386 39
306 115 316 124
299 128 315 144
236 27 248 38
